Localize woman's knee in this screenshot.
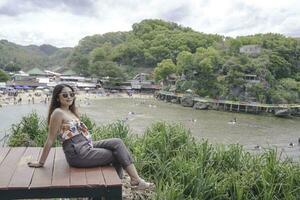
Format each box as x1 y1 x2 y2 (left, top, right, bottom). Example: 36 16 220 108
111 138 125 146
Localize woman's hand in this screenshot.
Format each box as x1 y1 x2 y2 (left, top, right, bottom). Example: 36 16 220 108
27 161 44 168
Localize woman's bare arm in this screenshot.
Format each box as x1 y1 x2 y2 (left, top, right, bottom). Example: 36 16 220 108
28 110 63 167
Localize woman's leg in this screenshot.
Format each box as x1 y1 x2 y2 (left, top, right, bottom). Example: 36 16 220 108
92 138 133 168
93 138 154 189
126 164 155 189
125 164 140 182
92 138 133 178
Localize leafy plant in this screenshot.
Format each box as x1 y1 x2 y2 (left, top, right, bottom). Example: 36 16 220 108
8 112 47 147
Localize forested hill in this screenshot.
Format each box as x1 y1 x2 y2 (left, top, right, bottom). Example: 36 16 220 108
0 19 299 103
68 19 223 77
0 40 72 71
68 19 299 104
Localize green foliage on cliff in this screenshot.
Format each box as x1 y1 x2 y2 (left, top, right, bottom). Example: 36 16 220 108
1 19 299 103
67 20 299 103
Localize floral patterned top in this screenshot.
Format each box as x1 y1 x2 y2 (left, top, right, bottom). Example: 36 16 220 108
59 120 93 147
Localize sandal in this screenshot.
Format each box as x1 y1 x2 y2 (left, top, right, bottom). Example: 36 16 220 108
130 178 155 190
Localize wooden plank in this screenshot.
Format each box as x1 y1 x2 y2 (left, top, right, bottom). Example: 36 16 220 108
101 166 122 186
8 147 41 188
70 167 86 187
0 147 26 189
51 147 70 188
30 148 55 188
0 147 10 165
85 166 105 186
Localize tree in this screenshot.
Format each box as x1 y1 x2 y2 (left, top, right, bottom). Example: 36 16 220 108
226 38 242 54
193 57 218 96
4 62 20 72
112 40 144 67
0 69 9 82
148 46 171 66
154 59 177 82
269 53 291 79
248 83 267 103
71 54 90 76
279 78 299 92
90 47 107 63
176 51 193 74
90 42 114 63
89 61 125 80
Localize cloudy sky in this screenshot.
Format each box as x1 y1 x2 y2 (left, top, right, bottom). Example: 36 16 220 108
0 0 299 47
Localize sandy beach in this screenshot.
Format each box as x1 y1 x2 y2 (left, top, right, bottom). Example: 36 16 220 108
0 90 154 107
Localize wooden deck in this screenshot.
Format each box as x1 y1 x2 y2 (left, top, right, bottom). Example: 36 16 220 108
0 147 122 200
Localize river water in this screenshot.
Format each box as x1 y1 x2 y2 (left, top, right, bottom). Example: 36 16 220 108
1 97 300 159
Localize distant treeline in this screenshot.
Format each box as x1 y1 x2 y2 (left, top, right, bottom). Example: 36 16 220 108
0 19 299 103
0 41 72 71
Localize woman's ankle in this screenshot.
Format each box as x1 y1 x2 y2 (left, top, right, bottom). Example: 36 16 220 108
130 178 155 190
130 177 140 185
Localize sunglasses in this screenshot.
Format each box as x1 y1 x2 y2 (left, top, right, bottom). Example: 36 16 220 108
60 92 75 98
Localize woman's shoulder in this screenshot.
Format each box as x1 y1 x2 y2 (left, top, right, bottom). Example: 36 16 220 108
51 108 65 117
52 108 79 122
49 108 65 127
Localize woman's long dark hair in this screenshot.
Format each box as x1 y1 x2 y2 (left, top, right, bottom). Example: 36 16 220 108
47 84 79 125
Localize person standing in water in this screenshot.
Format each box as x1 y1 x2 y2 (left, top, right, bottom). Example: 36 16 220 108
28 84 154 190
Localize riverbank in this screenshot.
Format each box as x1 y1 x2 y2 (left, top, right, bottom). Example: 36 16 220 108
156 91 300 117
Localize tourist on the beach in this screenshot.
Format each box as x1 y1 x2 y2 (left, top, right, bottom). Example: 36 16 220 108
27 83 154 190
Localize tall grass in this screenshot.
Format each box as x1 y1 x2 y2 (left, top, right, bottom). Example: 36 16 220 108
131 122 300 200
8 112 47 147
92 120 130 141
8 112 300 199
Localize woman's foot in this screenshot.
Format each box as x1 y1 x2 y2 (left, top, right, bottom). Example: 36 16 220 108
130 178 155 190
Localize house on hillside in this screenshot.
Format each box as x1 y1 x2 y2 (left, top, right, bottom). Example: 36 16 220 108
133 73 148 82
243 74 260 84
230 74 270 103
239 45 261 55
166 73 178 85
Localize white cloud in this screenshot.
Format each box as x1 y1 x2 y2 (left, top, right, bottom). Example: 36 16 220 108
0 0 299 47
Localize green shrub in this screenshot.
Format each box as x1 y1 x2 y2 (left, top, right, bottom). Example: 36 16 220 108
80 114 96 130
92 120 130 141
8 112 47 147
